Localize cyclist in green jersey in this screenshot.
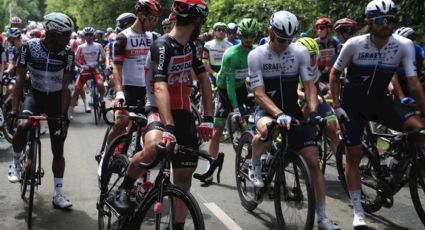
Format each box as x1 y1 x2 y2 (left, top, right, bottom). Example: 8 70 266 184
196 18 259 183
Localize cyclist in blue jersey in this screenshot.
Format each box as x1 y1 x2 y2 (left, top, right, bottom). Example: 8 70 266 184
330 0 425 227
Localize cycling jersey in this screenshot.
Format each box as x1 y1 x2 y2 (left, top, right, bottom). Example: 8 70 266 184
113 28 157 87
315 36 339 82
334 34 417 97
225 37 240 45
18 38 75 93
202 39 233 72
75 42 106 67
248 43 314 117
396 44 425 97
217 44 255 109
145 34 206 111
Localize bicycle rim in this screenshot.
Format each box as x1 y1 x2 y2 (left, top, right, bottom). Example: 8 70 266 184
20 145 31 199
28 141 38 229
274 155 315 230
129 185 205 230
409 160 425 226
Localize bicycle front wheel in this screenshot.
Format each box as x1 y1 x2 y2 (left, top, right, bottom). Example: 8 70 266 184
129 184 205 230
28 140 39 229
274 154 315 230
409 159 425 226
93 88 99 125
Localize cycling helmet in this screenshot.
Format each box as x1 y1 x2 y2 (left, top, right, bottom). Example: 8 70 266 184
43 12 74 33
315 17 332 28
106 27 114 34
162 18 172 26
6 28 21 39
365 0 396 18
269 10 299 38
296 37 320 56
227 22 237 33
395 27 416 40
30 29 42 38
135 0 163 17
28 21 38 30
115 27 122 33
333 18 358 35
238 18 259 35
10 16 22 26
116 12 137 28
172 0 208 20
213 22 227 30
82 27 95 35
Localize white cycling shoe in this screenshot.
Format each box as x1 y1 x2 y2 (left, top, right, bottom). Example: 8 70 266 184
52 194 72 209
353 212 367 229
7 164 21 183
318 217 340 230
248 165 264 188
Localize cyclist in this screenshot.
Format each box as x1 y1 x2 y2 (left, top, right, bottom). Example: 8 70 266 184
248 10 340 229
68 26 106 118
161 18 174 34
95 30 108 47
333 18 358 54
296 37 340 158
9 12 75 209
98 0 162 176
315 17 339 83
392 27 425 102
111 2 213 226
9 16 23 28
202 22 233 88
329 0 425 227
225 22 240 45
198 18 258 183
4 28 22 98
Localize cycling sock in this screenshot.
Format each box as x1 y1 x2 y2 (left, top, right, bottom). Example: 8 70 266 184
349 189 364 214
120 175 137 190
316 201 327 221
13 152 21 167
53 177 63 197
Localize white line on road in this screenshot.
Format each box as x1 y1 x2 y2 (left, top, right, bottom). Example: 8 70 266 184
204 202 243 230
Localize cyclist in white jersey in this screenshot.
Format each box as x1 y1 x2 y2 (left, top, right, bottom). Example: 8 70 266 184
249 11 340 229
329 0 425 227
69 26 106 117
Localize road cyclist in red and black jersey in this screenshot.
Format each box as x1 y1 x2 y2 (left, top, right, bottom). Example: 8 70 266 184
9 12 75 209
97 0 163 177
330 0 425 227
111 1 214 227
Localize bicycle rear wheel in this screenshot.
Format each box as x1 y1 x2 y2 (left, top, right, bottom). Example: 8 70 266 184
235 132 258 211
2 99 15 143
27 140 39 229
93 88 99 125
409 159 425 226
129 184 205 230
274 154 315 230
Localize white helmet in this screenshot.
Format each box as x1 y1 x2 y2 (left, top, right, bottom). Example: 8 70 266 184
395 27 416 40
269 10 299 38
365 0 397 18
43 12 74 33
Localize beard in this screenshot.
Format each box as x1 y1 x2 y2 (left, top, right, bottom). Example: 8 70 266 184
190 26 201 42
369 25 393 38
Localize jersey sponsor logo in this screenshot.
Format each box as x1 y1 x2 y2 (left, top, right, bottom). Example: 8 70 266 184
124 48 149 57
170 54 193 72
357 52 384 60
158 46 166 71
129 37 152 48
19 47 27 65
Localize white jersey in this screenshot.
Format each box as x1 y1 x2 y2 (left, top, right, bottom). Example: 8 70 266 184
75 42 106 67
248 43 314 109
202 39 233 71
113 28 156 87
334 34 417 96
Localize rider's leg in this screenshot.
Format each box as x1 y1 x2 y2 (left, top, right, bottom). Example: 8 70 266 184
95 74 106 102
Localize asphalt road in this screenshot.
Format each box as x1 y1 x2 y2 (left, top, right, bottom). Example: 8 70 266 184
0 103 423 230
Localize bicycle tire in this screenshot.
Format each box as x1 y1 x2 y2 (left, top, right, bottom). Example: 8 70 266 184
93 87 99 125
2 99 15 143
96 126 112 164
235 132 258 211
409 159 425 226
319 133 330 174
274 154 315 230
128 184 205 230
28 140 38 229
335 140 349 196
20 143 31 199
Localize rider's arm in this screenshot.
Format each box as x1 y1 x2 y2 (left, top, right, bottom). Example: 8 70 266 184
112 34 127 94
202 44 215 75
303 80 319 113
155 81 174 125
390 73 405 99
12 46 29 112
74 46 83 69
403 40 425 114
62 51 75 114
330 68 342 108
198 72 213 117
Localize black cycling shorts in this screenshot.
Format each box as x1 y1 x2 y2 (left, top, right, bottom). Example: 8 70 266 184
21 89 67 143
254 107 317 151
342 89 415 146
124 85 146 108
214 85 252 119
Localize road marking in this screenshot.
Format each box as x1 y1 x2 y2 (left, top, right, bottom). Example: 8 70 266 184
204 202 243 230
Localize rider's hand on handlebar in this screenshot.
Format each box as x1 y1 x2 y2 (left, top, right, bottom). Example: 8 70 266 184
162 125 178 153
198 116 213 142
231 108 242 124
112 91 126 107
276 113 295 130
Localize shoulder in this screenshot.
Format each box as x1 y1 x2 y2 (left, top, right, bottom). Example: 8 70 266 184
224 40 233 47
248 44 266 59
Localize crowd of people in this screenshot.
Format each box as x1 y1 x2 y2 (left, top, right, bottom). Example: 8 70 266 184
2 0 425 229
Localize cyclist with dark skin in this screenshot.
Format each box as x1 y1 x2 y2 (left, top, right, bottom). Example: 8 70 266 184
9 12 75 209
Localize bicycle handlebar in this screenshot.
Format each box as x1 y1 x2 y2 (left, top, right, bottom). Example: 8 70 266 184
102 105 144 125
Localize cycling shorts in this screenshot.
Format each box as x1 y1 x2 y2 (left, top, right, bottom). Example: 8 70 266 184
75 68 102 92
254 107 317 151
115 85 146 118
213 86 252 126
21 89 67 143
171 110 199 168
317 101 336 122
342 89 415 146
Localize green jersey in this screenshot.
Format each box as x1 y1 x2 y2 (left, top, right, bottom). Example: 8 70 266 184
216 44 255 109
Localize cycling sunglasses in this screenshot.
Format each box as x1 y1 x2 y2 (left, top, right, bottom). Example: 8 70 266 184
371 15 396 25
215 28 226 32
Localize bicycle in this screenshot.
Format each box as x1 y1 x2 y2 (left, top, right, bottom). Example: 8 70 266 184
82 66 104 125
235 120 316 229
13 114 64 229
335 121 425 225
1 74 18 143
98 142 206 229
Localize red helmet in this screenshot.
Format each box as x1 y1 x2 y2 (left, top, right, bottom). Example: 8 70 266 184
315 17 332 28
333 18 357 35
30 29 42 38
172 0 208 19
135 0 163 17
